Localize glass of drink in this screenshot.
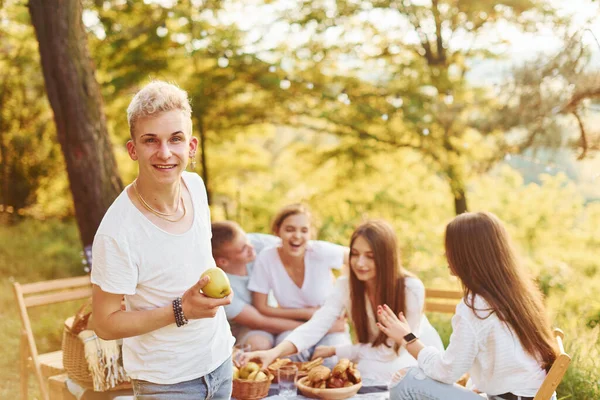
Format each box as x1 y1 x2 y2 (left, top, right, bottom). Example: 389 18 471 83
278 364 298 397
233 344 251 365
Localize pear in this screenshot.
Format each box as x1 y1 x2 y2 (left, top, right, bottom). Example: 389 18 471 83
239 361 260 379
201 267 232 298
232 366 239 380
247 370 259 380
255 371 268 381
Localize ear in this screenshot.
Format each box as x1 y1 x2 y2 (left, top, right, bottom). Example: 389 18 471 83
126 139 138 161
188 135 199 156
216 257 228 268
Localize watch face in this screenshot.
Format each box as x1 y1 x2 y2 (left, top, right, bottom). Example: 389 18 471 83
403 333 417 342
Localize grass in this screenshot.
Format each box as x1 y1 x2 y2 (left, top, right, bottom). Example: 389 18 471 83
0 218 599 399
0 218 85 399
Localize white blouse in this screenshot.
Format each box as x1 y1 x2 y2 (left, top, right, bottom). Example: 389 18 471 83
417 295 547 397
285 276 443 383
248 240 345 308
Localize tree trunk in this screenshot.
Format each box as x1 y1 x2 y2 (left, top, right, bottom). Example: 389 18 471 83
446 166 468 215
28 0 123 248
197 114 211 204
453 185 468 216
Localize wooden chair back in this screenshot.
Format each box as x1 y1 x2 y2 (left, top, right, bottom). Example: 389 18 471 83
425 288 462 314
13 275 92 400
534 328 571 400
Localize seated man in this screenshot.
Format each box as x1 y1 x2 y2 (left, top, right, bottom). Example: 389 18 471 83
211 221 303 350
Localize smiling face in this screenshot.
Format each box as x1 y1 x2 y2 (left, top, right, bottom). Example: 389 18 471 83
277 213 311 258
126 109 197 185
349 235 377 283
218 228 256 269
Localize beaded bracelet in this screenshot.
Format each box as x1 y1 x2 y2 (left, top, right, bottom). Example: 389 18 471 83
172 297 188 327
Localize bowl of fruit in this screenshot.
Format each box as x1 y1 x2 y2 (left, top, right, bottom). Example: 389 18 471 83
296 359 362 400
232 361 274 400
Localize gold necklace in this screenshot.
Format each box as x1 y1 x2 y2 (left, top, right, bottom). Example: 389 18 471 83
133 179 187 222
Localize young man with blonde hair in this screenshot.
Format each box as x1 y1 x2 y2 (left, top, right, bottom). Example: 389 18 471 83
91 81 234 399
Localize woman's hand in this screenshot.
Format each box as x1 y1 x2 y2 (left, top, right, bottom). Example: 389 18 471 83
376 304 412 345
311 345 335 360
238 348 279 369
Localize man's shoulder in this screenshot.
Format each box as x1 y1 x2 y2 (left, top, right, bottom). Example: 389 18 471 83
182 171 204 191
248 233 280 250
96 188 135 237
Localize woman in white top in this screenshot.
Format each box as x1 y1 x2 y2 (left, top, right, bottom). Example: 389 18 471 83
378 212 558 400
247 203 352 361
242 220 443 384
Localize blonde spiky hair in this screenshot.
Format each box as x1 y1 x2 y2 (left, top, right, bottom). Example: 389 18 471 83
126 80 192 139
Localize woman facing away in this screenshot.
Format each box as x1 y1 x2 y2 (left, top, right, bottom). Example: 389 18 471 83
247 204 352 363
378 211 558 400
242 220 443 384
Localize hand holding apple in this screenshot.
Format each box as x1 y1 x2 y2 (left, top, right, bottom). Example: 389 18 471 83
180 274 233 320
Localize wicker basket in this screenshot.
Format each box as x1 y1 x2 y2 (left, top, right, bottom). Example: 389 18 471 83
231 371 274 400
62 316 94 388
62 315 131 391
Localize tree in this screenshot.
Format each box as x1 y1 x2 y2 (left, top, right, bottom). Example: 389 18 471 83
264 0 587 214
0 2 61 221
84 0 286 203
28 0 123 247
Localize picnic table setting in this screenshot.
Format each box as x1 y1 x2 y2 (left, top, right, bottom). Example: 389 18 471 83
232 356 390 400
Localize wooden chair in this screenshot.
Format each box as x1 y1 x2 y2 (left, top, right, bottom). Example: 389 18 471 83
534 328 571 400
425 288 463 314
13 275 92 400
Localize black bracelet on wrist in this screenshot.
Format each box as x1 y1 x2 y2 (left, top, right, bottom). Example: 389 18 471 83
173 297 188 327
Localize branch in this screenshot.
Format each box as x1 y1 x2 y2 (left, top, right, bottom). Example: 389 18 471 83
572 110 588 160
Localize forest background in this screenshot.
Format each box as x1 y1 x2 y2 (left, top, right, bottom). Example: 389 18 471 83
1 0 600 398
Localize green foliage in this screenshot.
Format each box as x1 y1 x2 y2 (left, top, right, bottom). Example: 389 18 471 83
0 1 69 219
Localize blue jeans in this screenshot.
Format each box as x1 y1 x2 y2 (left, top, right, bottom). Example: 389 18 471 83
389 367 556 400
132 356 232 400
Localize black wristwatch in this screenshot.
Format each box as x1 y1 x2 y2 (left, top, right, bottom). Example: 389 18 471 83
403 332 418 345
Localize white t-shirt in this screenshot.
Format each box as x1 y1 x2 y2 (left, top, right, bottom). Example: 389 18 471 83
91 172 234 384
417 295 547 396
247 240 345 308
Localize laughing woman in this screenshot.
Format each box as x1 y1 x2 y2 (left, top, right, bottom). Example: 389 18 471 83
247 204 352 363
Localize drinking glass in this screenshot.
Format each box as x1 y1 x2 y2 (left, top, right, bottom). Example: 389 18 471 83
278 365 298 397
233 343 251 365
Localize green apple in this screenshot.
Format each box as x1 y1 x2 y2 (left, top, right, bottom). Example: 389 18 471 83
255 371 268 381
239 361 260 379
200 267 232 298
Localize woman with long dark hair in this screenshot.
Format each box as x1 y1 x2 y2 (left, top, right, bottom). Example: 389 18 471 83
379 211 558 399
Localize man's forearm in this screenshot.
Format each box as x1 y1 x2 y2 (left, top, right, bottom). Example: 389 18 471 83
258 315 303 334
258 305 313 321
94 306 175 340
233 305 304 333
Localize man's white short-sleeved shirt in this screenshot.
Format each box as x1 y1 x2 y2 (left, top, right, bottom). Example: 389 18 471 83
247 240 345 308
91 172 234 384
